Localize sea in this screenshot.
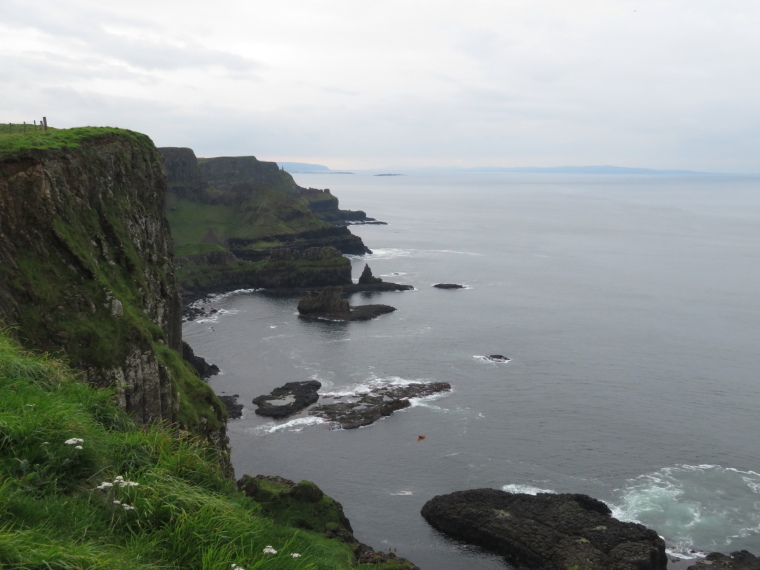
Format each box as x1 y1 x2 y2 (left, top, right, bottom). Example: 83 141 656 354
182 172 760 569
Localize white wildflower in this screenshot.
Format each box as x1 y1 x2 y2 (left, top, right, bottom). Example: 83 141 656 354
291 552 302 558
122 503 135 511
114 476 124 482
25 404 35 407
113 500 121 505
96 482 114 490
262 546 277 554
231 565 246 570
42 442 49 446
74 445 83 450
64 438 84 445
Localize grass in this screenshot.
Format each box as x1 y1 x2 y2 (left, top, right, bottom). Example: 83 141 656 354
0 126 151 160
0 331 411 569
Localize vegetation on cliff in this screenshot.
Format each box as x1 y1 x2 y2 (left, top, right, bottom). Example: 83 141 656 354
159 148 366 298
0 128 226 445
0 331 414 569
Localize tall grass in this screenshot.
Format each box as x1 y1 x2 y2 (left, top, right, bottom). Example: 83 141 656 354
0 331 371 569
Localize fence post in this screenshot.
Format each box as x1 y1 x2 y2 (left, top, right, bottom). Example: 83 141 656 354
43 117 48 130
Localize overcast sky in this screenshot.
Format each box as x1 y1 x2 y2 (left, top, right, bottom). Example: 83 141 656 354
2 0 759 171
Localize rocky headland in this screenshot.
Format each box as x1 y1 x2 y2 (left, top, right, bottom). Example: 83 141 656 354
421 489 668 570
160 148 375 302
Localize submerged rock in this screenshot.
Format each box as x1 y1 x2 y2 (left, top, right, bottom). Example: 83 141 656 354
421 489 668 570
311 382 451 429
252 380 321 419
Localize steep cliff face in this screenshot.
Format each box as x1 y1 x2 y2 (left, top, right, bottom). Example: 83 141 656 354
0 129 227 448
160 148 363 299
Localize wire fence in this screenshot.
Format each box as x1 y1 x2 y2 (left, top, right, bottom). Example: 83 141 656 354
4 117 48 135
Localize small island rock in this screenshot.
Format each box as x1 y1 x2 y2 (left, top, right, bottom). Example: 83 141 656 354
421 489 668 570
433 283 465 289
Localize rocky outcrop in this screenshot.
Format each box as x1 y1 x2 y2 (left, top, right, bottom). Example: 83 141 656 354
358 263 383 285
252 380 322 419
237 474 419 569
434 283 465 289
484 354 511 363
311 382 451 429
182 341 220 379
687 551 760 570
297 286 396 321
421 489 668 570
0 130 228 449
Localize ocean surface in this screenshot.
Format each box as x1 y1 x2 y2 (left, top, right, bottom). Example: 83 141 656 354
183 172 760 569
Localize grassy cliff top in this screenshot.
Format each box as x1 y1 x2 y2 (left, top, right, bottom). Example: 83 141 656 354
0 330 410 569
0 126 151 160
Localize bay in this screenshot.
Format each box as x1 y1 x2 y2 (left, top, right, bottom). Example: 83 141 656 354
183 172 760 568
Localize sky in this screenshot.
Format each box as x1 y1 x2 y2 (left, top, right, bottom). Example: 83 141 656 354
2 0 759 172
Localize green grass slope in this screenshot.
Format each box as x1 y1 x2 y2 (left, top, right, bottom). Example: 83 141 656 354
0 331 413 569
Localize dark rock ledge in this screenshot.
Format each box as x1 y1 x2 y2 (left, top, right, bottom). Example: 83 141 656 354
311 382 451 429
421 489 668 570
297 286 396 321
685 550 760 570
433 283 465 289
252 381 321 419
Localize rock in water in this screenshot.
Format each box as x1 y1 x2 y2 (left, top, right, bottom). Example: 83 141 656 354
433 283 465 289
297 286 396 321
421 489 668 570
252 380 322 418
358 263 383 285
311 382 451 429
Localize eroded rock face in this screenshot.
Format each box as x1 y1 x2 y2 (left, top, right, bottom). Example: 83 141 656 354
311 382 451 429
252 380 322 419
421 489 668 570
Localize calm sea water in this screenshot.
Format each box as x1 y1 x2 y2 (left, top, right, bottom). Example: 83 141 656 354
183 172 760 569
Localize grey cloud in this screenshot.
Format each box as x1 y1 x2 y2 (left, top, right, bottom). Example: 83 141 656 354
2 0 260 73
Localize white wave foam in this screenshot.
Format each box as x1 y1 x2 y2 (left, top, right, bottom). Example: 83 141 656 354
502 484 556 495
350 248 413 260
427 249 485 257
253 416 327 435
195 308 240 324
390 490 413 496
611 464 760 557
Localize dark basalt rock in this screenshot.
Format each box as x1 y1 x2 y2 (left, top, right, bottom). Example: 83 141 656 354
218 394 244 419
358 264 383 285
252 380 321 419
434 283 465 289
311 382 451 429
687 551 760 570
297 286 397 321
182 341 220 379
485 354 511 363
421 489 668 570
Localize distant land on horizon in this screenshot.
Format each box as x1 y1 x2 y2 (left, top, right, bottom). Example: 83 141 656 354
276 163 748 176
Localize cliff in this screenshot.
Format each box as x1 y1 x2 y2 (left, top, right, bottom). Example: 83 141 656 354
0 128 228 449
160 148 368 299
